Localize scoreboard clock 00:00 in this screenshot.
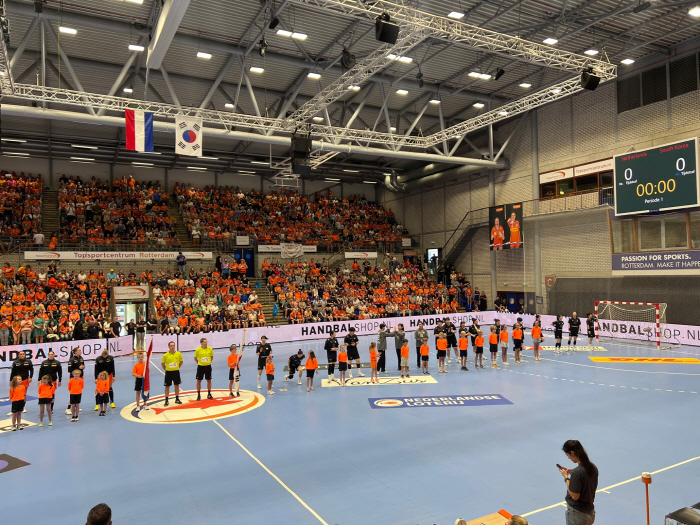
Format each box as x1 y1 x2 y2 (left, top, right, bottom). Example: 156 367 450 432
613 137 700 216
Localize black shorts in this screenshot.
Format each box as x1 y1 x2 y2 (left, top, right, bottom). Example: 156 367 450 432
555 332 563 339
587 329 595 338
69 394 82 405
459 350 468 357
347 346 359 360
570 329 579 337
326 351 337 363
11 400 25 413
229 368 240 381
96 393 109 404
134 378 143 391
489 343 498 353
421 355 429 361
513 339 522 349
266 374 274 381
306 369 315 378
257 356 268 370
164 370 182 387
437 349 446 358
196 365 212 381
338 362 347 371
475 347 483 354
38 398 52 405
446 335 457 347
471 336 476 345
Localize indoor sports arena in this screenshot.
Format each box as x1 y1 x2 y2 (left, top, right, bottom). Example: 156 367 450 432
2 1 700 525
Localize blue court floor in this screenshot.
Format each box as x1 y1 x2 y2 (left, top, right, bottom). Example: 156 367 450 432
2 335 699 525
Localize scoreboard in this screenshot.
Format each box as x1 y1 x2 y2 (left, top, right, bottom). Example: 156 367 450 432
613 138 700 216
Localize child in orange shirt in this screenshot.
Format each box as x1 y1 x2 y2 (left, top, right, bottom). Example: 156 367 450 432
338 344 348 386
532 321 543 361
400 339 410 379
489 326 499 368
68 369 84 422
500 324 510 366
420 338 430 375
305 350 318 392
474 330 485 369
512 322 524 364
227 344 240 397
265 356 275 395
132 353 147 411
369 342 378 383
37 375 56 427
436 333 448 373
96 371 110 416
458 333 469 371
9 375 29 430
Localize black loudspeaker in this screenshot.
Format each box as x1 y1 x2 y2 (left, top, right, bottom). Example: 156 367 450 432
291 135 312 176
375 19 400 44
581 71 601 91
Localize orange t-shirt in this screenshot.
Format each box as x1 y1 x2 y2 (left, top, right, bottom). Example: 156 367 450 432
420 344 430 356
96 379 110 394
132 362 146 378
532 326 542 339
265 362 275 375
489 333 498 345
38 383 56 399
227 354 239 368
68 377 84 394
370 349 378 362
400 345 409 358
475 336 484 347
305 357 318 370
436 339 448 351
338 351 348 363
513 328 523 340
9 379 29 401
458 338 468 350
500 330 509 342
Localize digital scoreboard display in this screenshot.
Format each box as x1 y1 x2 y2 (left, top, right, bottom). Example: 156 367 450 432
613 138 700 216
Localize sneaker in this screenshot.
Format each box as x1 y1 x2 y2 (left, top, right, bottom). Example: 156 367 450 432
268 390 274 395
196 394 201 401
207 394 214 400
110 402 116 409
284 377 288 382
49 421 52 426
39 422 43 427
6 411 11 416
464 367 469 371
504 362 510 366
94 405 100 411
480 365 485 369
75 417 79 421
494 363 499 367
18 424 23 430
236 392 240 397
164 399 169 407
175 398 182 404
406 374 410 378
23 408 26 413
357 372 365 377
382 371 388 374
348 373 353 379
229 392 235 398
297 380 302 385
11 425 16 431
401 375 404 379
257 383 261 389
65 409 71 415
443 369 448 373
71 418 76 422
448 359 452 364
330 374 335 380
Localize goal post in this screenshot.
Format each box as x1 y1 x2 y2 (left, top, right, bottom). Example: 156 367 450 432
594 301 678 349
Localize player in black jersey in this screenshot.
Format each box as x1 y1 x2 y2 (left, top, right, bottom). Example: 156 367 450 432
444 319 458 364
324 332 339 380
94 349 116 410
586 313 596 347
468 318 480 348
568 312 581 349
552 315 564 353
256 336 273 389
433 320 446 345
344 327 364 378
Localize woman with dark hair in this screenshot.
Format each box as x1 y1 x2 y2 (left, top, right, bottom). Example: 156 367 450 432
559 440 598 525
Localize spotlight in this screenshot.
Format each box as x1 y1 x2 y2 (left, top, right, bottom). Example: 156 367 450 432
375 13 400 44
259 39 268 57
341 49 356 69
269 17 280 30
633 1 651 13
581 69 601 91
416 70 424 88
494 68 505 81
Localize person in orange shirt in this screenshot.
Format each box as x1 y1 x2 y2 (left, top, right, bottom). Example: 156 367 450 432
95 371 111 416
68 369 84 422
488 325 499 367
436 333 448 373
132 353 146 411
265 355 275 395
512 322 524 364
305 350 318 392
227 344 240 397
9 375 29 430
500 324 510 366
369 342 378 383
491 217 504 250
474 330 485 369
37 375 56 426
400 338 410 379
458 333 469 371
337 344 348 387
419 338 430 375
507 212 521 249
531 320 543 361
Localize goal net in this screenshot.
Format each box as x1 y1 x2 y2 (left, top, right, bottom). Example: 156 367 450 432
595 301 679 349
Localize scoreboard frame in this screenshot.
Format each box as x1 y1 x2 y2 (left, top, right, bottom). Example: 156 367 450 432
613 137 700 217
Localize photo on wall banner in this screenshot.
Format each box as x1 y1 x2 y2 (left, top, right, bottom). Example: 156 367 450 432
505 202 523 249
489 205 506 251
489 202 523 250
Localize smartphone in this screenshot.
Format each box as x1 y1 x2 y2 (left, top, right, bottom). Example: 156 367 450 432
556 463 564 470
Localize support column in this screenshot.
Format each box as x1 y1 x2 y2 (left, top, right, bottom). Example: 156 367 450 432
531 109 543 314
488 121 497 307
40 16 46 109
215 171 219 188
109 163 114 186
164 168 169 193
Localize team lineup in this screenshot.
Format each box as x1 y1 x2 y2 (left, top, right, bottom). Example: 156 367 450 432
6 311 596 430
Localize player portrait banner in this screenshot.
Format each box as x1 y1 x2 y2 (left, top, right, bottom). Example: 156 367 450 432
23 251 213 261
0 335 134 368
489 205 506 250
505 202 523 249
175 116 203 157
490 203 522 250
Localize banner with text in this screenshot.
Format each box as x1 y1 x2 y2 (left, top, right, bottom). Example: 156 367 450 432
257 245 317 253
612 250 700 275
0 335 134 368
24 251 213 261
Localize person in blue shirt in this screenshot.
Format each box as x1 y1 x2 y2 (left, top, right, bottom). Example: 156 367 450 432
176 252 187 276
106 269 117 281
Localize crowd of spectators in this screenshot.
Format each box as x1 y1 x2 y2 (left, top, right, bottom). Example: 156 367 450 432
175 185 406 251
58 175 179 248
262 257 462 323
0 171 43 251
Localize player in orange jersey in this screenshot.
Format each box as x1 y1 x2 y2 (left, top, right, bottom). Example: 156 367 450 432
491 217 504 250
507 212 521 249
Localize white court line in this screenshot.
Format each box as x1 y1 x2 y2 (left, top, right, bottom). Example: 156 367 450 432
522 455 700 518
539 357 700 376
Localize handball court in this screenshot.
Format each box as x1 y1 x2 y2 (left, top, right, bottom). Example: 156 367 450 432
2 335 699 525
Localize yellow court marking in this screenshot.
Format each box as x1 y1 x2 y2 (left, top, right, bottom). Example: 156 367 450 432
589 357 700 364
213 420 329 525
522 455 700 518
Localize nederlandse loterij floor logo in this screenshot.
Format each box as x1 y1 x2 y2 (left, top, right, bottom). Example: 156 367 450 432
120 389 265 424
373 399 405 407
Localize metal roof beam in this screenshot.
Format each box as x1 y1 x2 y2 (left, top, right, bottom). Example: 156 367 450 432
8 16 38 70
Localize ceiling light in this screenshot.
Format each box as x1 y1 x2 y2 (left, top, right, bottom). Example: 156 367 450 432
468 71 481 78
551 88 561 94
225 103 234 108
187 167 207 170
447 11 465 19
145 151 161 155
0 72 4 76
197 51 212 59
390 127 396 131
690 6 700 16
429 99 441 104
479 73 492 80
343 169 360 173
519 82 532 88
202 157 219 160
621 58 635 65
250 161 269 165
2 138 27 143
238 170 256 174
250 67 264 73
473 102 485 108
71 157 95 161
132 162 154 166
387 53 397 59
499 110 508 116
128 44 145 52
71 144 97 149
4 152 29 156
277 29 293 37
398 56 413 64
237 172 257 176
348 85 360 91
125 0 144 3
325 178 341 181
543 37 559 45
396 89 409 95
59 26 77 35
291 33 307 40
312 116 324 122
123 87 133 93
452 135 462 139
363 180 378 184
307 72 321 79
584 49 599 56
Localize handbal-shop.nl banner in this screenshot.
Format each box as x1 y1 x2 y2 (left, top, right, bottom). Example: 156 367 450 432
0 335 134 368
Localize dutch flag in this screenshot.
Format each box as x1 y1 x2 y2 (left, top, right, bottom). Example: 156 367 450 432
125 109 154 152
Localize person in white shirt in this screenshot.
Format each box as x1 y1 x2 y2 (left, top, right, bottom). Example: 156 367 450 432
33 231 45 247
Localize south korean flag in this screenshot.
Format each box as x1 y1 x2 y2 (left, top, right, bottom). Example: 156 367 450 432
175 116 203 157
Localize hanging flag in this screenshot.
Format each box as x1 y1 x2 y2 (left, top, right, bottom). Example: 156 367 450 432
175 115 203 157
141 337 154 403
125 109 154 152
